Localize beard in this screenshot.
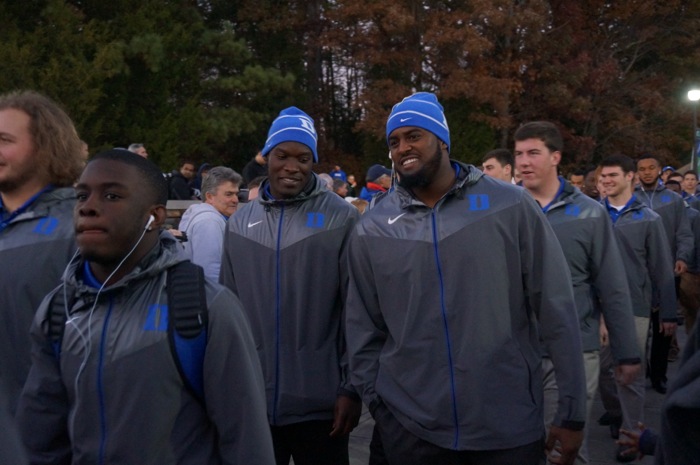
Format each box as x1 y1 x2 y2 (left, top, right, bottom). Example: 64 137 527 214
0 164 40 194
397 145 443 190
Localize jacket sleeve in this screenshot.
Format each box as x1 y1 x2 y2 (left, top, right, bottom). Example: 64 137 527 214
675 200 694 264
590 213 640 364
15 301 72 465
170 176 192 200
0 385 28 465
218 219 238 295
345 226 388 412
187 214 225 281
519 195 587 430
647 216 678 322
203 286 275 465
337 210 361 399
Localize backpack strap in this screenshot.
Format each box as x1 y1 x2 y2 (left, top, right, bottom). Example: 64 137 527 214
47 262 209 405
167 261 208 404
48 285 73 360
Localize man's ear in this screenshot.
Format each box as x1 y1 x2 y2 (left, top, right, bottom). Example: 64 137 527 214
551 151 562 166
147 206 168 231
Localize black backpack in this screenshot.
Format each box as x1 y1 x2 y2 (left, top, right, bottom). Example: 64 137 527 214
48 261 208 404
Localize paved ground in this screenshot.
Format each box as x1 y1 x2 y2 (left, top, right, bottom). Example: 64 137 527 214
348 329 687 464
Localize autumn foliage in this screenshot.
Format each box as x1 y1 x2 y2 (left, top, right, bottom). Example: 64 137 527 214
2 0 699 173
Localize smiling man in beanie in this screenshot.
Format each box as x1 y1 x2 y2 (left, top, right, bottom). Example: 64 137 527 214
345 92 587 465
220 107 362 465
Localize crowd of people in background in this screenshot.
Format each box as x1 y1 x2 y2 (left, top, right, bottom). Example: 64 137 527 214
1 88 699 465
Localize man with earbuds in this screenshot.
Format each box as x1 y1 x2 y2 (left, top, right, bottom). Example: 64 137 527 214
17 150 275 464
220 107 361 465
345 92 586 465
0 91 84 413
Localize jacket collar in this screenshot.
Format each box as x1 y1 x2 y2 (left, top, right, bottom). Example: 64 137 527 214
541 177 578 212
365 182 387 192
258 172 323 207
0 186 73 226
635 183 666 194
394 160 483 209
64 232 185 295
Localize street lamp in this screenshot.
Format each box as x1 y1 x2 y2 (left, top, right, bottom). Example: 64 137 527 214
688 90 700 173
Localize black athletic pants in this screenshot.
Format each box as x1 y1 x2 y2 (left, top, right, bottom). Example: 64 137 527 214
370 401 544 465
270 420 349 465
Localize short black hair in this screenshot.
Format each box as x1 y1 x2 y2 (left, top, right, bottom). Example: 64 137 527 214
89 149 168 205
568 169 586 178
514 121 563 153
637 153 660 166
600 154 636 173
583 165 598 177
665 179 681 187
683 171 698 180
482 148 514 167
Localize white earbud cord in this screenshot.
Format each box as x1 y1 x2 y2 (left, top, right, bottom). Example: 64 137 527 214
67 222 152 428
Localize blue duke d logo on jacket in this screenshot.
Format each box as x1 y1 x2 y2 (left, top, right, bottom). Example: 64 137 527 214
306 212 325 228
565 204 581 217
467 194 489 211
32 216 59 235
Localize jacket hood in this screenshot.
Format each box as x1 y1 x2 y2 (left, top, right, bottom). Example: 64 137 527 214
257 172 325 206
63 232 186 294
178 202 221 231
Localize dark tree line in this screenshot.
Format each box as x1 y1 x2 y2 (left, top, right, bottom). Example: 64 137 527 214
2 0 699 175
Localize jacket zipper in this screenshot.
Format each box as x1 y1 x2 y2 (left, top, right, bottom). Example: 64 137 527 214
273 205 285 424
431 210 460 448
97 297 114 465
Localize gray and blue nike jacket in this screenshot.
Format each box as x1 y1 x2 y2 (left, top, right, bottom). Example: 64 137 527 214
635 184 694 265
683 206 700 273
542 180 639 362
219 174 360 426
345 162 586 451
605 196 677 321
0 187 76 412
17 235 274 464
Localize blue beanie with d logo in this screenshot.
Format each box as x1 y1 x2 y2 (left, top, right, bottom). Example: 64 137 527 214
262 107 318 162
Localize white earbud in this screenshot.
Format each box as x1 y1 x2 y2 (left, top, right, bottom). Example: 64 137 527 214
145 215 155 231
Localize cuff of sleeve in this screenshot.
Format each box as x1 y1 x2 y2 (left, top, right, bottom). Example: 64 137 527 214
638 428 657 456
337 387 361 402
368 397 382 417
661 318 678 323
557 420 585 431
617 358 642 365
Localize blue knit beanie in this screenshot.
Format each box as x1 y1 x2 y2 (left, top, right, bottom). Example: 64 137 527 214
262 107 318 162
386 92 450 152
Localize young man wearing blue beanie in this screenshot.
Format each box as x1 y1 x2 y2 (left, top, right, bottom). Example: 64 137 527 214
345 92 587 465
220 107 362 465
